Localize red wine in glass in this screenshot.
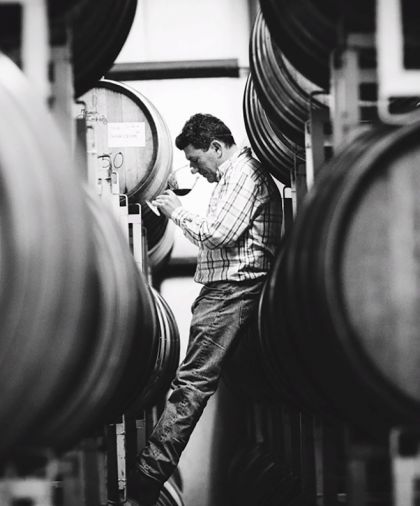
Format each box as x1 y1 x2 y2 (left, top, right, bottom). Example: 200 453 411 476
172 188 191 196
168 164 198 196
146 165 198 215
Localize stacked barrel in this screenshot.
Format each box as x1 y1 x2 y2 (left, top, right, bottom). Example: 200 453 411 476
70 0 138 97
0 1 180 464
267 123 420 433
79 79 176 272
0 0 137 98
245 1 420 437
231 3 420 504
243 11 328 186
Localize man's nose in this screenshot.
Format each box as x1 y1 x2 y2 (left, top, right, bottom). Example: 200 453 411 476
190 166 199 174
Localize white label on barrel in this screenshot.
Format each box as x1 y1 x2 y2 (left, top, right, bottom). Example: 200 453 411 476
108 122 146 147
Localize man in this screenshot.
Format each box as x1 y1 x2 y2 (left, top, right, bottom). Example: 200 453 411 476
129 113 283 505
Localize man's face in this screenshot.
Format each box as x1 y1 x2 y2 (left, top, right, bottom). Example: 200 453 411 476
183 143 220 183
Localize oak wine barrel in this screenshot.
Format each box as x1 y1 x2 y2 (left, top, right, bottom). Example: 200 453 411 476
0 54 94 457
222 306 278 403
71 0 138 98
258 246 333 414
80 79 175 270
80 79 173 201
258 0 373 88
32 192 158 449
259 0 420 89
0 1 136 99
250 12 328 147
140 203 175 272
243 74 300 186
267 122 420 435
0 55 178 455
126 288 180 414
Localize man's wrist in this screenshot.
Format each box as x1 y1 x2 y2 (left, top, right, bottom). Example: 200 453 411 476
171 206 192 226
170 206 185 222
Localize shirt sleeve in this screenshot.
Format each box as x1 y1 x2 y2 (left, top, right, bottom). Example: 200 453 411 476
171 170 261 249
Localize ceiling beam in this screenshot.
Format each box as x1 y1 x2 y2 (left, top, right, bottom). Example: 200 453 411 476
105 58 240 81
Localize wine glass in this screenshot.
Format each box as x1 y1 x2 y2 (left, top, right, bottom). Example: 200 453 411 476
146 164 199 215
167 164 199 195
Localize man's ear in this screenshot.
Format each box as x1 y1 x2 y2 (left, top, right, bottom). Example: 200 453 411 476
211 140 223 157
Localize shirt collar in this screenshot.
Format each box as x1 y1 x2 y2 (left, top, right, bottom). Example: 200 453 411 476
217 146 248 177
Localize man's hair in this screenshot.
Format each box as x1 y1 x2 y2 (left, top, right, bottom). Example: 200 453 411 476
175 113 236 151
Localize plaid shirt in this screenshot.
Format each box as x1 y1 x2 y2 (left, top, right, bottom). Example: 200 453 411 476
171 147 283 284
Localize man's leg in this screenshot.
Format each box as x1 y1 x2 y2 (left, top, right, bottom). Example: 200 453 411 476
130 279 263 505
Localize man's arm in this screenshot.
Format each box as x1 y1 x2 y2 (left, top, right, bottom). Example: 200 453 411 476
163 171 261 249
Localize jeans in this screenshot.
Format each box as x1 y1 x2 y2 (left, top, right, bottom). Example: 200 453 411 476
135 278 265 497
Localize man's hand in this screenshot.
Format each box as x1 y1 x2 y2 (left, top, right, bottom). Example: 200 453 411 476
152 189 182 218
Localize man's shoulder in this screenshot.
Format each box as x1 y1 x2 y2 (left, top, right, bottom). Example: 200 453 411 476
235 151 263 176
241 156 275 186
231 148 279 190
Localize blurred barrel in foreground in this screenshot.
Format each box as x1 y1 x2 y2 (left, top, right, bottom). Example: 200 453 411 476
262 122 420 435
0 55 180 458
31 192 158 450
23 192 180 452
0 53 94 457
